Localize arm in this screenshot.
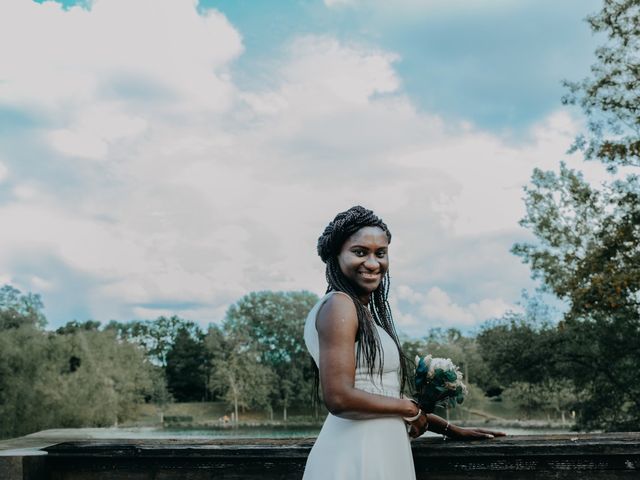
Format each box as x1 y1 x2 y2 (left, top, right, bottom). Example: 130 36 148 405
316 294 418 420
425 413 506 440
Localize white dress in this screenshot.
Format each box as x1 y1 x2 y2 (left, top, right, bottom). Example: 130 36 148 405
303 292 416 480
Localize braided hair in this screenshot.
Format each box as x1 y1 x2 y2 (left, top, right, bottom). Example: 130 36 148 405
315 205 410 395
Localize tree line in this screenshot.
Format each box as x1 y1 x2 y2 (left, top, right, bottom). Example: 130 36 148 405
0 287 322 439
3 279 637 440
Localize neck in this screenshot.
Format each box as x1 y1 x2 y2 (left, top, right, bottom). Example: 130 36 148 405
358 294 370 306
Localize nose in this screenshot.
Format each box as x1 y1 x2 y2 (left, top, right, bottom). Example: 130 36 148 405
363 254 380 270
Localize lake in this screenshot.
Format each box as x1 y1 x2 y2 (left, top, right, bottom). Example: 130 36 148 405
32 425 573 441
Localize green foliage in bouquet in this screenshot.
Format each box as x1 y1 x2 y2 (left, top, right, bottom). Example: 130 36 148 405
414 355 467 413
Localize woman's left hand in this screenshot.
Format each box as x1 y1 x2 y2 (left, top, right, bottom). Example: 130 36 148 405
406 413 429 439
447 425 506 441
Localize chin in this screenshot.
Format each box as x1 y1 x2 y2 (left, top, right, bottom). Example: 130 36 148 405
357 283 380 295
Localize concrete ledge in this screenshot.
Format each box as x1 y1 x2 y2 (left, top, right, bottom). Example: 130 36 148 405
412 432 640 479
0 452 47 480
2 431 640 479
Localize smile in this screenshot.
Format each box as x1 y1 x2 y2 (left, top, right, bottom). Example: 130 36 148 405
358 272 381 280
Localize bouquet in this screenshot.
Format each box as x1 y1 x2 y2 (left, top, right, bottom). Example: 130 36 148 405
414 355 467 413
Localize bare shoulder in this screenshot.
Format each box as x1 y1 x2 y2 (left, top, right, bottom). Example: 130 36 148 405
315 292 358 338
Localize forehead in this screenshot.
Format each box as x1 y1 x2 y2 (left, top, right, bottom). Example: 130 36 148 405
342 226 389 248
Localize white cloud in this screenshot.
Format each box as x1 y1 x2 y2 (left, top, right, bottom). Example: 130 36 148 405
30 275 54 292
0 0 242 111
12 184 38 201
324 0 354 7
323 0 516 13
0 162 7 183
0 4 599 329
422 287 476 326
284 36 400 106
0 0 242 167
393 285 517 334
48 105 147 160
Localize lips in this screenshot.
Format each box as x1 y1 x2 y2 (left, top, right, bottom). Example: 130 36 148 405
358 272 381 280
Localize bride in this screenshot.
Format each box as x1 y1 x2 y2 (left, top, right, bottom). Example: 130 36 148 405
303 206 504 479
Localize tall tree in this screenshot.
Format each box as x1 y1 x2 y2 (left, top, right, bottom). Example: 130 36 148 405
206 324 275 424
165 324 207 402
223 291 319 420
513 0 640 430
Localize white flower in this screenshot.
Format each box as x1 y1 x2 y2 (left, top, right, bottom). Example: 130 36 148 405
444 381 456 391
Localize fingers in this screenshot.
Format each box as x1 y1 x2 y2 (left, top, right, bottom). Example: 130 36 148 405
475 428 506 437
473 430 494 439
406 422 426 438
455 428 499 441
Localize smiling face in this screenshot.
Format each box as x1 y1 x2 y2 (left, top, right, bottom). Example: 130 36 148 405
337 226 389 304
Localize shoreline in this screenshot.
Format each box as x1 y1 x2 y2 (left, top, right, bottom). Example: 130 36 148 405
155 418 575 431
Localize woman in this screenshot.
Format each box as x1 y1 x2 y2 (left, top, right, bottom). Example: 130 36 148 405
303 206 504 479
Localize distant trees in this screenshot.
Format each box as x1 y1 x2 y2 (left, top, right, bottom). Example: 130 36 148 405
0 285 321 438
106 316 208 402
0 285 46 329
216 291 319 421
206 324 276 423
0 287 158 439
106 315 196 367
476 297 576 422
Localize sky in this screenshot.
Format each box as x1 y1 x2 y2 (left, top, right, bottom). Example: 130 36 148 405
0 0 612 336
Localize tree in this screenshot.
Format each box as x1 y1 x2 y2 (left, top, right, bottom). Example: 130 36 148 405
0 284 46 330
513 0 640 430
206 324 275 424
0 322 158 439
106 315 198 367
56 320 102 335
165 324 207 402
501 381 576 424
475 290 587 423
223 291 319 420
562 0 640 172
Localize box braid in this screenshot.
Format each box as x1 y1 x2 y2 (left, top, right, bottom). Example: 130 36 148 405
314 205 411 397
